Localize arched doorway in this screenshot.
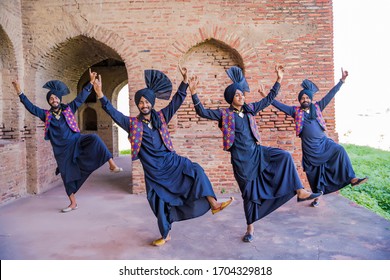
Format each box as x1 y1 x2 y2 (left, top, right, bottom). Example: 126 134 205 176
82 107 98 131
30 36 129 194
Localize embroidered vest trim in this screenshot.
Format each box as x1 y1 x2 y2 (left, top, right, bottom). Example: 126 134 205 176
129 111 175 160
293 103 326 136
219 104 261 151
44 106 80 140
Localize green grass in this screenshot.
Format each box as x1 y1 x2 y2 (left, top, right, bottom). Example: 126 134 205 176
340 144 390 221
120 144 390 220
120 149 131 155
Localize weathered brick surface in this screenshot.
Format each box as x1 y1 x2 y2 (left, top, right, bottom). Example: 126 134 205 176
0 140 27 203
0 0 336 204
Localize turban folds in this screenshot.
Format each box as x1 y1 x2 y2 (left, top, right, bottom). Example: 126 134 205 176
224 66 249 104
135 88 156 107
224 66 254 114
226 66 250 93
43 80 70 104
224 83 242 104
135 69 172 106
298 79 319 101
135 70 173 129
298 79 319 120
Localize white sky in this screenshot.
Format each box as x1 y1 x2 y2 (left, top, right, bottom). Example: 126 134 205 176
334 0 390 150
117 87 130 152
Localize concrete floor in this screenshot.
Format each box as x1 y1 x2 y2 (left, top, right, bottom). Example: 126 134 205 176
0 155 389 260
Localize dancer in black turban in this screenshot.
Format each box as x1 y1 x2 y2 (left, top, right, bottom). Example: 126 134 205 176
191 65 321 242
12 69 122 213
95 66 233 246
270 68 368 207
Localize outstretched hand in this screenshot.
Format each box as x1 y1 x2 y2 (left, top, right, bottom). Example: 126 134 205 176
93 74 104 99
89 68 98 84
179 64 188 84
189 76 199 95
275 65 284 83
12 80 22 96
341 67 348 82
258 84 266 98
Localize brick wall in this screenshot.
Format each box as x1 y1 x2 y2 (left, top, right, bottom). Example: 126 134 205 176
0 140 27 203
0 0 336 204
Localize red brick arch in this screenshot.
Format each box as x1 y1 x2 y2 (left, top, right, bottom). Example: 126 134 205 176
167 25 262 75
29 28 132 194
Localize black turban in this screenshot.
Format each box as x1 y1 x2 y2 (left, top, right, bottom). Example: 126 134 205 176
43 80 70 105
226 66 250 93
224 82 242 104
135 70 172 106
224 66 254 114
135 88 156 107
135 70 172 129
298 79 319 101
298 79 319 119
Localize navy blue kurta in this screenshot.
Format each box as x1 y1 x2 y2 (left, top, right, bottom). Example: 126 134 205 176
272 80 356 194
192 82 303 225
100 82 216 238
20 83 112 196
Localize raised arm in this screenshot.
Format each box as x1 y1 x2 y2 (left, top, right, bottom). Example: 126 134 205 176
12 80 46 121
272 100 295 117
317 68 348 111
257 79 295 116
94 75 131 133
160 65 189 123
68 68 97 112
251 65 284 113
190 76 222 121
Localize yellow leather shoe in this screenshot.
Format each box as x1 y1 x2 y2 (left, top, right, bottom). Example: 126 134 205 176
211 197 234 215
152 235 171 247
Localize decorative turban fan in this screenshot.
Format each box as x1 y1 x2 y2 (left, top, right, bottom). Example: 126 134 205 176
224 66 250 104
135 70 173 106
298 79 319 119
226 66 250 93
144 69 173 100
224 66 254 114
134 69 173 129
43 80 70 104
298 79 319 101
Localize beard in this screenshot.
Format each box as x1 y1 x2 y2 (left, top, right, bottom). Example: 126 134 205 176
301 102 310 109
139 108 151 115
50 104 60 111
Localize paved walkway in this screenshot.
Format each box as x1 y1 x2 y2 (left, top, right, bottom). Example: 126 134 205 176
0 155 389 260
